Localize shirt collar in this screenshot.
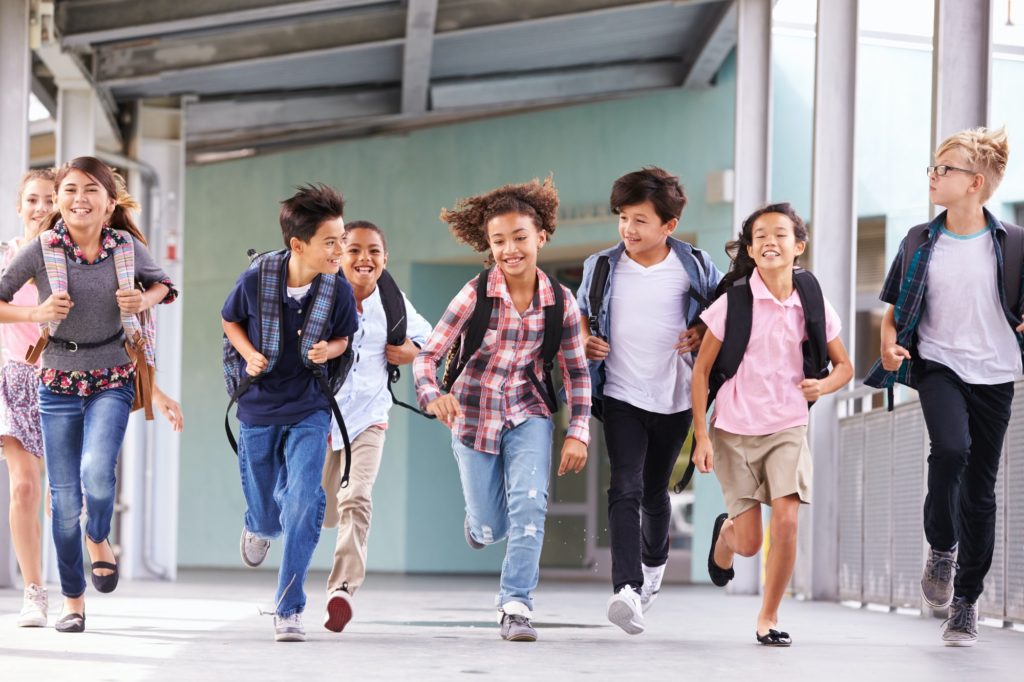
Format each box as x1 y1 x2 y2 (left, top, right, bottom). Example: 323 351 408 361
48 219 128 262
748 267 801 308
486 266 556 308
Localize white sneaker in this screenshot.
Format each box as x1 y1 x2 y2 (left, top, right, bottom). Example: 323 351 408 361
607 586 645 635
640 563 666 613
323 587 353 633
17 584 48 627
274 612 306 642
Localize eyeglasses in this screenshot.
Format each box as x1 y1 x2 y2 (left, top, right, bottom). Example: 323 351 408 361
926 165 978 177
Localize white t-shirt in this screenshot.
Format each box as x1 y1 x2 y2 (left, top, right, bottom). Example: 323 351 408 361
286 283 312 303
603 251 693 414
917 227 1023 384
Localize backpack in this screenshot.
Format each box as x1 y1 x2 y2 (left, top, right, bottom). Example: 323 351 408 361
440 267 565 413
585 252 712 422
31 227 157 419
672 267 830 493
374 269 434 418
222 249 354 488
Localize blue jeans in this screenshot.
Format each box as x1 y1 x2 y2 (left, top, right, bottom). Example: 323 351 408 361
239 409 329 617
453 417 554 612
38 384 135 598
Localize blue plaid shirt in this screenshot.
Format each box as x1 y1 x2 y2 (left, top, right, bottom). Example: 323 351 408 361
864 208 1024 391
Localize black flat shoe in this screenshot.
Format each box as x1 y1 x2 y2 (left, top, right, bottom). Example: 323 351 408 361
55 612 85 633
91 561 119 593
756 629 792 646
708 513 735 587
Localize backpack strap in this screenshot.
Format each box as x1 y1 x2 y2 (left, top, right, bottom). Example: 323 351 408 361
793 268 830 403
256 253 286 375
441 268 495 392
587 255 611 337
900 222 932 285
39 230 66 336
376 270 435 419
1000 221 1024 316
525 276 565 413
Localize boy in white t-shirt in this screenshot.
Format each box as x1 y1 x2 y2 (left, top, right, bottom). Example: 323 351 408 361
865 127 1024 647
577 167 722 634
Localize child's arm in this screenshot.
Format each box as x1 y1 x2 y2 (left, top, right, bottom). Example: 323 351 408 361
222 319 267 377
558 293 591 476
691 330 723 474
307 337 350 364
799 337 854 401
116 283 170 315
879 305 911 370
412 279 477 427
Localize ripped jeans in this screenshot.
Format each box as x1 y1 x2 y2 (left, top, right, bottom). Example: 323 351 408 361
453 417 553 612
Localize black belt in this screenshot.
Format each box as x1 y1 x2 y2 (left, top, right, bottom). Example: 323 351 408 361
49 331 125 353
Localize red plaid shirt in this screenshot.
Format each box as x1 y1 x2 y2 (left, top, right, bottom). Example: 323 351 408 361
414 268 591 455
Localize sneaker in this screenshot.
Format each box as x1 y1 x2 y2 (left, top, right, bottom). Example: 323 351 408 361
324 586 354 633
17 584 48 627
464 515 485 550
921 545 958 609
607 586 645 635
498 601 537 642
274 612 306 642
640 563 665 613
942 596 978 647
240 528 270 568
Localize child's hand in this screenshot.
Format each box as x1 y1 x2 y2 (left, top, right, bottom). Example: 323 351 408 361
692 435 714 474
426 394 462 428
585 335 610 360
881 343 911 371
675 327 704 354
115 288 145 314
153 388 184 432
245 351 268 376
33 292 73 322
557 437 588 476
799 378 823 401
307 340 329 364
1017 321 1024 332
385 338 420 366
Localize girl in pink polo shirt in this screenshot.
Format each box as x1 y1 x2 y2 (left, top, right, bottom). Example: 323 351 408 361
690 203 853 646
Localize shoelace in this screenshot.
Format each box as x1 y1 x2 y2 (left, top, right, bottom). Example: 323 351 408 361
507 614 531 627
944 601 977 634
928 554 958 584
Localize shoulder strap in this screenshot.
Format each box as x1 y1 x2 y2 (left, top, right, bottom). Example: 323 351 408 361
376 269 407 381
587 255 611 336
793 268 830 393
256 252 287 374
901 223 931 285
1000 222 1024 315
460 268 495 367
39 231 66 335
527 277 565 413
112 233 157 369
712 278 754 397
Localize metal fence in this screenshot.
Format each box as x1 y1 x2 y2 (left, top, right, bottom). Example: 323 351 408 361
837 381 1024 623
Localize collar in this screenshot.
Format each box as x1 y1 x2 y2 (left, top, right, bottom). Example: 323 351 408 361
48 219 128 263
749 268 801 308
928 207 1004 240
277 251 322 306
486 265 556 308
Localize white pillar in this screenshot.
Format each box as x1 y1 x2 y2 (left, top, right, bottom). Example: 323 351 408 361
807 0 859 602
55 86 96 163
932 0 992 148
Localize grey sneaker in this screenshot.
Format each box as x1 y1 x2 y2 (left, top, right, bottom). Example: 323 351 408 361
640 563 665 613
464 515 485 550
607 586 645 635
240 528 270 568
942 596 978 647
17 584 48 627
921 545 958 608
498 602 537 642
274 612 306 642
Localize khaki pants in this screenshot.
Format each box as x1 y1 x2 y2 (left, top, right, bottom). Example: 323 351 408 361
321 425 386 594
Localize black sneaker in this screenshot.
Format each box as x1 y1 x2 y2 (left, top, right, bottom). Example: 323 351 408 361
708 513 735 587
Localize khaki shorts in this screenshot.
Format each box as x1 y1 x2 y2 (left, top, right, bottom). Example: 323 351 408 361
711 425 812 519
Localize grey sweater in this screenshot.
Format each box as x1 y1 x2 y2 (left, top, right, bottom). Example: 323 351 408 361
0 237 173 371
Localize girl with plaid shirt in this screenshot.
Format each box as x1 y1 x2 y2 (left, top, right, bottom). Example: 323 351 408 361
413 178 591 642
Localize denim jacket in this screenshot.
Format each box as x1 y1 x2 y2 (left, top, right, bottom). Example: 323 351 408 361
575 237 724 401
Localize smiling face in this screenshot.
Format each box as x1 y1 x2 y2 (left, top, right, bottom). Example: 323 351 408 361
746 212 805 274
341 227 387 289
17 178 55 237
617 200 677 264
55 168 115 232
291 216 345 275
486 211 547 278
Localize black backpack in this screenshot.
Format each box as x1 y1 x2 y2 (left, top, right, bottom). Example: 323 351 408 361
672 267 830 493
374 269 435 418
440 267 565 413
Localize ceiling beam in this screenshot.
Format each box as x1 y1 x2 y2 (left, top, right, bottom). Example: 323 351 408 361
401 0 438 115
681 0 737 89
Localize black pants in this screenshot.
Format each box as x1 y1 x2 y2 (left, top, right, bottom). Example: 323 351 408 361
603 395 692 592
917 359 1014 603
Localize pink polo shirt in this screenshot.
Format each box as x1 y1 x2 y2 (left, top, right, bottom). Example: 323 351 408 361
700 269 841 436
1 239 41 366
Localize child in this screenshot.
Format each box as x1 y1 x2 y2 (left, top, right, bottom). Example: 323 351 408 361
864 127 1023 647
576 167 722 634
320 220 432 633
0 157 176 633
221 184 358 642
412 178 591 642
692 203 852 646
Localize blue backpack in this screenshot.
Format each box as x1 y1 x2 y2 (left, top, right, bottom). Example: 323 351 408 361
222 249 354 487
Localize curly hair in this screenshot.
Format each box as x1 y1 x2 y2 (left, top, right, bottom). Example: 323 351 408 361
439 176 559 254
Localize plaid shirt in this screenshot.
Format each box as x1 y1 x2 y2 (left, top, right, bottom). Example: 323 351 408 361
414 267 591 455
864 208 1024 391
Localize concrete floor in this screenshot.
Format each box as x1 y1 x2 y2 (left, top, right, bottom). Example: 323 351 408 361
1 570 1022 682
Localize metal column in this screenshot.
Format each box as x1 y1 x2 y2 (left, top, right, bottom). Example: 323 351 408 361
55 86 96 163
807 0 859 602
932 0 992 148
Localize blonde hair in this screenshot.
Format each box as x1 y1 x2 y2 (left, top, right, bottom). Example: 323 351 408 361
15 168 56 207
936 126 1009 202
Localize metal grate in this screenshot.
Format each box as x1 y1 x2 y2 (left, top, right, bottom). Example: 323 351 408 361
862 411 893 605
1005 388 1024 621
979 444 1007 620
839 415 865 601
891 405 926 608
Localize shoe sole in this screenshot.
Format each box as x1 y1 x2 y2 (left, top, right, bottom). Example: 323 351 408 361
503 633 537 642
275 632 306 642
324 594 353 633
922 591 954 610
943 639 976 647
607 601 645 635
17 617 47 628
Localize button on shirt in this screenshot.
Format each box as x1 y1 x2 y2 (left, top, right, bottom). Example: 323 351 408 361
330 285 433 445
700 269 841 436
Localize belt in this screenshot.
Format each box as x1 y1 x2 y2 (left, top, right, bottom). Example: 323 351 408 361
49 331 125 353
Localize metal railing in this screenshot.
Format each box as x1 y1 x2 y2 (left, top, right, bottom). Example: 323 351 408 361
837 381 1024 624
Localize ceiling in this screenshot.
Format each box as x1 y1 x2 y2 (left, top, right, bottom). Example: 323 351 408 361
41 0 737 161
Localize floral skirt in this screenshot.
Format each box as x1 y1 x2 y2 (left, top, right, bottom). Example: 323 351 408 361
0 360 43 458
